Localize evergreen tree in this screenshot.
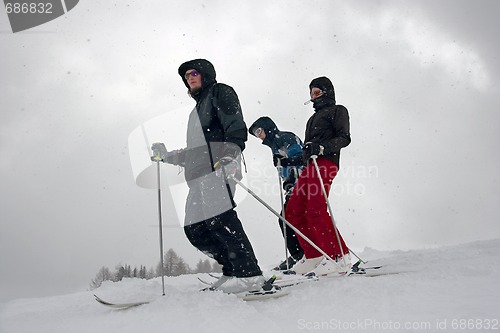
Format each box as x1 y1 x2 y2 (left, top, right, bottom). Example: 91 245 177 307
212 261 223 273
115 265 126 281
90 248 194 288
161 248 191 276
139 265 145 279
176 257 191 275
195 259 213 273
147 267 156 279
89 266 112 290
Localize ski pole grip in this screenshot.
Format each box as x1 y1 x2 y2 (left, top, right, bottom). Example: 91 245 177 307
152 152 162 162
151 142 165 162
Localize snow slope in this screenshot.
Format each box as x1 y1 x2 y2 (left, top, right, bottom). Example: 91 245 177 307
1 239 499 333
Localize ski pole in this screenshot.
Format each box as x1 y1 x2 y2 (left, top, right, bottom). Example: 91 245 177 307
276 161 290 270
348 248 367 265
152 153 166 296
310 155 348 268
229 175 344 271
310 158 368 265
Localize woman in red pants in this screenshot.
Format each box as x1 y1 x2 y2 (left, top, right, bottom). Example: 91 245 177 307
286 76 351 276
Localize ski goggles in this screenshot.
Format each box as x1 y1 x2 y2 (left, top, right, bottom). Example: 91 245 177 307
310 87 326 100
253 127 264 137
184 70 200 80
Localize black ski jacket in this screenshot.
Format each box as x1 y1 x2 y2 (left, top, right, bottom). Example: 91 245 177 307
304 102 351 168
168 59 248 182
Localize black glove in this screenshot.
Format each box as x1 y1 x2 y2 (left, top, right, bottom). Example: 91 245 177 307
279 158 295 167
273 149 289 167
273 155 279 167
273 154 289 167
302 142 324 160
151 142 168 162
283 180 294 193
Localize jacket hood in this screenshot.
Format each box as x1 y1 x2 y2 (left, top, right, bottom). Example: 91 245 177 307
249 116 279 137
309 76 336 110
178 59 217 95
249 116 281 148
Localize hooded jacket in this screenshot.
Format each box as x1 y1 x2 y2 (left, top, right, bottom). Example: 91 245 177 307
305 77 351 168
169 59 248 182
249 116 303 163
249 116 303 190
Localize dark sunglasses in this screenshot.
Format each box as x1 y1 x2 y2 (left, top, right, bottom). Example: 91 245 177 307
184 70 200 80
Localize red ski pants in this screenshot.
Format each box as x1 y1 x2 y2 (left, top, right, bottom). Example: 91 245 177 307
285 158 349 259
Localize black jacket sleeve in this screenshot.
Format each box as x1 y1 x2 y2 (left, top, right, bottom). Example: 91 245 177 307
323 105 351 155
214 84 248 153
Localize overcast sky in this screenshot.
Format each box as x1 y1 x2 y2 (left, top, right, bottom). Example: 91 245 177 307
1 0 499 303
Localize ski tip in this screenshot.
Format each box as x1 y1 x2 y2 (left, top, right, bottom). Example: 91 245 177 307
94 294 114 306
304 271 316 278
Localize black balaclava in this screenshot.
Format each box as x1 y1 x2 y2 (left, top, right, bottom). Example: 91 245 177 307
309 76 336 110
178 59 217 100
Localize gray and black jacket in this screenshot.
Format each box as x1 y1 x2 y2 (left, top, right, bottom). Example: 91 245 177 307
167 59 248 182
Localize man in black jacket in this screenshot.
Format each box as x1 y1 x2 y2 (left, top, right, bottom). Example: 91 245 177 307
151 59 265 293
285 76 352 276
249 116 304 270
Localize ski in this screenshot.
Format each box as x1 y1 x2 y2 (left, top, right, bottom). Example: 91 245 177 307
348 267 404 277
273 273 319 288
277 269 399 281
273 262 394 280
237 288 288 301
346 262 403 277
94 294 151 309
349 270 401 277
350 261 383 273
197 276 213 286
197 275 289 300
237 276 288 301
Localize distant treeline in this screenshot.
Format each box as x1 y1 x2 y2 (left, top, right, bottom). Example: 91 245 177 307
90 248 221 289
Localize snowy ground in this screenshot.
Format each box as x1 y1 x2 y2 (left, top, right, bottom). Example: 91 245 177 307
1 239 499 333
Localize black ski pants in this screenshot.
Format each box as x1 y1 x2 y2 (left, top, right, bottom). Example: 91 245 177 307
183 180 261 278
279 193 304 259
